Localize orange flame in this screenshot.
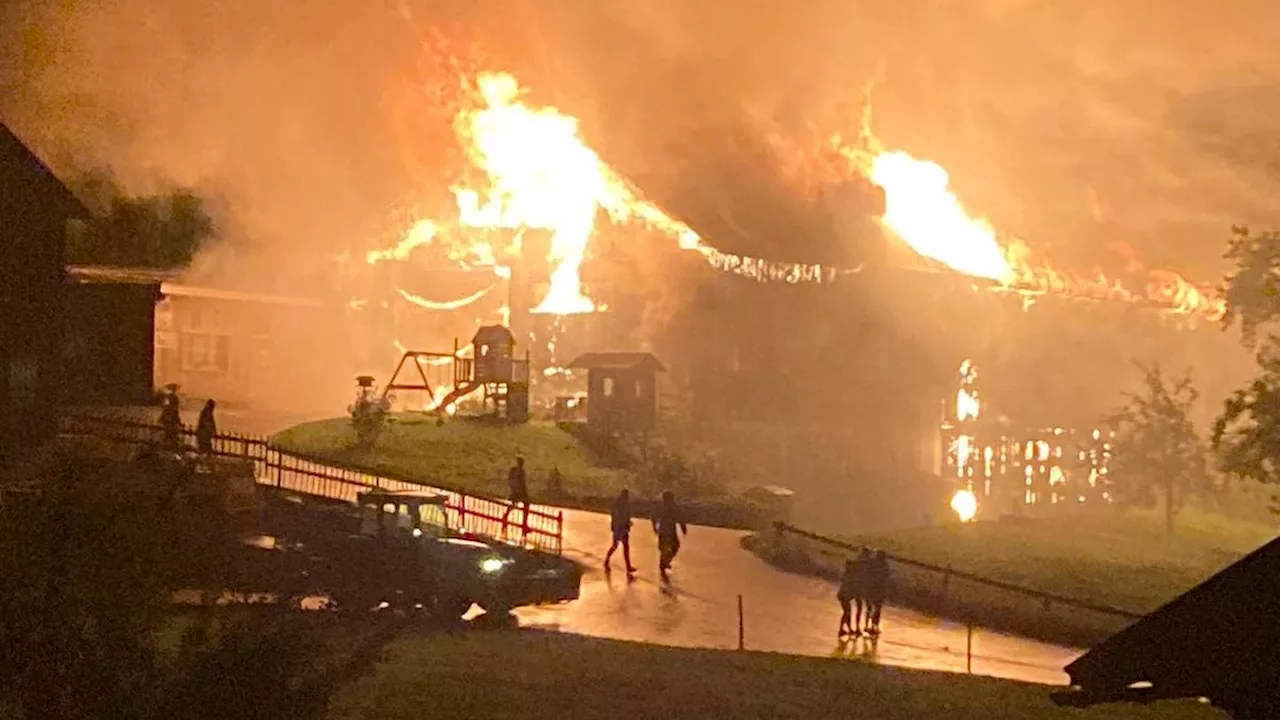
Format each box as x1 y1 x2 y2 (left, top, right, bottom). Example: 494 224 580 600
869 151 1013 283
815 125 1226 321
372 51 1226 326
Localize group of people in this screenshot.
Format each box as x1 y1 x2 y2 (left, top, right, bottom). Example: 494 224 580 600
837 548 891 638
604 488 687 580
159 389 218 455
502 457 689 581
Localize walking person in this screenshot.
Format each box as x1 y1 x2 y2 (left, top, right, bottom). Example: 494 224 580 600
854 548 873 635
866 550 891 636
837 558 859 638
501 456 529 532
604 489 637 574
160 391 182 451
652 490 687 580
196 399 217 455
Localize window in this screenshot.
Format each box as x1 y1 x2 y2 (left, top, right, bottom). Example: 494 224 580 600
180 334 230 372
603 377 615 397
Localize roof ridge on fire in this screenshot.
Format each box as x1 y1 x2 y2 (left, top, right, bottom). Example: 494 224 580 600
568 352 665 372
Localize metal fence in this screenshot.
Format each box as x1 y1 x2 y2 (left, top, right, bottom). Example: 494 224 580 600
773 522 1143 645
58 411 564 554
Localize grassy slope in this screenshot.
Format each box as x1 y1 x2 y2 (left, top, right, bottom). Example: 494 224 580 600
849 508 1275 615
271 416 759 526
272 415 627 500
746 507 1277 646
328 629 1215 720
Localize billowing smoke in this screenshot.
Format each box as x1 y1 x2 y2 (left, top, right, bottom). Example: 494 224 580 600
6 0 1280 280
3 0 1279 422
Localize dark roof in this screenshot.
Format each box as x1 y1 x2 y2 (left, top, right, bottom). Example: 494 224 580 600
67 265 182 285
1055 533 1280 718
357 489 448 505
1 122 90 219
568 352 665 372
472 325 515 346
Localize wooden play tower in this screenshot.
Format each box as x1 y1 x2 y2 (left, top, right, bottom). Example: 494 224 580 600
383 325 530 422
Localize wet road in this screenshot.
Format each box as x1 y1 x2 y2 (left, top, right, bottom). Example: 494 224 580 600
205 409 1082 685
516 509 1083 685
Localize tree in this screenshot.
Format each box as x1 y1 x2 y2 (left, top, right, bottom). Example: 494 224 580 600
1212 344 1280 501
1222 226 1280 348
67 170 216 268
1212 226 1280 509
1109 363 1208 533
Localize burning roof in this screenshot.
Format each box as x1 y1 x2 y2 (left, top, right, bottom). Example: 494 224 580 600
363 41 1228 340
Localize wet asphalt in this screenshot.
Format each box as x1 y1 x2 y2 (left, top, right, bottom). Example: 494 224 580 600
515 509 1082 686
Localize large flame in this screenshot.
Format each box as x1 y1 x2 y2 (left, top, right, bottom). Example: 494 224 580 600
822 133 1226 321
453 73 602 314
870 151 1013 283
369 54 1225 326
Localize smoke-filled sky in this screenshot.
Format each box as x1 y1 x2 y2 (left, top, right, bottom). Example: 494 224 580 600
3 0 1280 286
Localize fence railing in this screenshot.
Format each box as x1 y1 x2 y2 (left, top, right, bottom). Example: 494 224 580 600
58 411 564 555
773 522 1142 642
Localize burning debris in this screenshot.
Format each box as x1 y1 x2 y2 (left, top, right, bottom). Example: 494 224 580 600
945 359 1117 521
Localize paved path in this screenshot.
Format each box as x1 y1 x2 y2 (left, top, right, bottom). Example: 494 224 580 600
515 509 1083 685
210 409 1083 685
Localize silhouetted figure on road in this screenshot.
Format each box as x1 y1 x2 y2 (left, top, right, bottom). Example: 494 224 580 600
502 456 529 531
160 392 182 451
653 490 687 580
196 399 217 455
866 550 890 635
837 558 858 637
604 488 637 574
839 548 874 637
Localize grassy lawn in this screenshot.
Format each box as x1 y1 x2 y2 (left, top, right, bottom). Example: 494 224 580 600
327 629 1215 720
746 507 1277 647
273 415 625 499
852 507 1275 615
271 415 759 526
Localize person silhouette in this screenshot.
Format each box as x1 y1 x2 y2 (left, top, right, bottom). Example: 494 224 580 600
652 490 687 580
604 488 637 574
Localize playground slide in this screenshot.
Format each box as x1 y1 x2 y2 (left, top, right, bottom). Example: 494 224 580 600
431 382 481 412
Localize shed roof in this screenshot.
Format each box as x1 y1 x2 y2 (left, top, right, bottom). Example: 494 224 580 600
568 352 665 372
472 325 515 346
1 122 90 220
1054 533 1280 717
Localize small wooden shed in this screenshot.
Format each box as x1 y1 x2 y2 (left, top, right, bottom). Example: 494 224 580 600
568 352 664 433
472 325 517 383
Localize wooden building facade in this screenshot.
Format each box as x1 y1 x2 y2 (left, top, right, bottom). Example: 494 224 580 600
0 124 89 465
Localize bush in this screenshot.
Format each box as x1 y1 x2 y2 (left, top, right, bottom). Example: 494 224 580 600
0 444 330 719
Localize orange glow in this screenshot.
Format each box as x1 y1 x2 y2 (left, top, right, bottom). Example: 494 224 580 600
366 219 438 265
950 489 978 523
869 151 1013 282
370 53 1226 326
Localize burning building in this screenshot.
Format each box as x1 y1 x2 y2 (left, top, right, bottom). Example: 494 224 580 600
315 57 1252 534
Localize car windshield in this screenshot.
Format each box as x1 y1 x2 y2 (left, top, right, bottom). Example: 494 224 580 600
418 502 448 533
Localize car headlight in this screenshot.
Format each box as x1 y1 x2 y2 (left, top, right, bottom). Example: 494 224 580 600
479 556 509 574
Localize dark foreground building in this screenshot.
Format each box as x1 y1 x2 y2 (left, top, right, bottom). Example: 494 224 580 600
1053 534 1280 718
0 123 89 466
63 269 164 406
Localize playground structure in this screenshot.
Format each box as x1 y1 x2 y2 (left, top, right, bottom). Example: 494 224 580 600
384 325 530 422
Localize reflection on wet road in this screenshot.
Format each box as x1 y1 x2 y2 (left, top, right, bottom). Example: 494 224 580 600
212 410 1082 685
516 509 1083 685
